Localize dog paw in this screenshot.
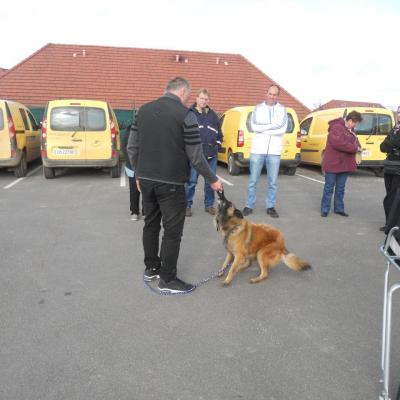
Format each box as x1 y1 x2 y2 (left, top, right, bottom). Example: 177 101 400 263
249 278 257 284
217 270 225 277
222 280 231 286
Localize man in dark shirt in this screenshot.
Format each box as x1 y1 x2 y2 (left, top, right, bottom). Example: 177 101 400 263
127 77 223 294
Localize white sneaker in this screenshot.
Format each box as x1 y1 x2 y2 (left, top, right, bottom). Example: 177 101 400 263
130 213 139 221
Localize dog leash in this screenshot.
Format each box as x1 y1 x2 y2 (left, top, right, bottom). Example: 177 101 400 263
143 262 232 296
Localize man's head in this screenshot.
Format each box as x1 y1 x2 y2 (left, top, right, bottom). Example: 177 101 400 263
165 77 191 104
196 88 210 110
266 84 280 106
345 111 363 130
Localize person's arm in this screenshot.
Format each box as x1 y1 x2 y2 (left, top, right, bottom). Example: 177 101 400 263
184 111 222 190
127 121 139 171
251 105 288 135
381 129 400 153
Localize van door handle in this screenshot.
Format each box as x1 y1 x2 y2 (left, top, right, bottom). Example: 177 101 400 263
72 138 83 142
366 142 374 144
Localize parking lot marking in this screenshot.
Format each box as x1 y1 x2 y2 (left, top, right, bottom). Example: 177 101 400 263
3 165 42 189
295 173 324 184
216 175 234 186
120 165 126 187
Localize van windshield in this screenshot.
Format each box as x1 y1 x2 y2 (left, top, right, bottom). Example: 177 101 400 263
354 113 393 135
246 112 294 133
50 107 106 131
0 109 4 130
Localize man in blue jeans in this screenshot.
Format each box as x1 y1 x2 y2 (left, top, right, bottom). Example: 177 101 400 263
243 84 288 218
185 88 222 217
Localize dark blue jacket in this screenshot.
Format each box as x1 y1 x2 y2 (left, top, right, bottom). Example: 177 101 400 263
189 104 222 159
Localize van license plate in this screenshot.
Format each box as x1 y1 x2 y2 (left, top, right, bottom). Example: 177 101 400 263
362 150 371 157
53 148 79 155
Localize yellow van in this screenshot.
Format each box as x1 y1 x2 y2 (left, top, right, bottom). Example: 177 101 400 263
0 100 41 177
300 107 394 175
41 99 121 179
218 106 301 175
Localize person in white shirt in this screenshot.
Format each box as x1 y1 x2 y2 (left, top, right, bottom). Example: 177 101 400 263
243 84 288 218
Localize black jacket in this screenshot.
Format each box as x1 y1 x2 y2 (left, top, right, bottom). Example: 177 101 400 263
189 104 222 159
381 124 400 175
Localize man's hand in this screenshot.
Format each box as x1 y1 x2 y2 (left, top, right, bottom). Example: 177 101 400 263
210 179 223 192
136 179 141 192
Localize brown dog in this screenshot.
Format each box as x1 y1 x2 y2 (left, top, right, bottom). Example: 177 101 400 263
215 191 311 285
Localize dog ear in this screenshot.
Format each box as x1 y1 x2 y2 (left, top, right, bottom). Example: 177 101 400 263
234 209 244 219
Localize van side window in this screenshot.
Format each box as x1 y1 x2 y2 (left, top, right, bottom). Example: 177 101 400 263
355 114 375 135
19 108 29 131
300 117 312 136
286 113 294 133
0 109 4 130
27 111 39 130
246 112 253 132
377 114 393 135
86 108 106 131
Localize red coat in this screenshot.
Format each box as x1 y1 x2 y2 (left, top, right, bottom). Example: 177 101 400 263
322 118 360 173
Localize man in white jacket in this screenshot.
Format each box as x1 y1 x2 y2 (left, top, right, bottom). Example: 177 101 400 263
243 84 288 218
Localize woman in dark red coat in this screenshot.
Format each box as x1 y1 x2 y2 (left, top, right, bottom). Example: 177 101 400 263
320 111 362 217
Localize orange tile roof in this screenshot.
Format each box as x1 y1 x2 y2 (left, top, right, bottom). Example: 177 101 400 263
315 99 384 111
0 68 7 78
0 43 310 118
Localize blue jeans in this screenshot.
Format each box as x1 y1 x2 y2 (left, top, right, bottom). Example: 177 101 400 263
321 172 349 214
245 153 281 209
185 156 218 209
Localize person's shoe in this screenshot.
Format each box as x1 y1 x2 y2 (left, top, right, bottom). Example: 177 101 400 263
205 207 216 215
131 213 139 221
243 207 253 216
158 278 195 294
186 208 192 217
379 226 387 232
335 211 349 217
143 267 161 282
321 212 328 217
266 207 279 218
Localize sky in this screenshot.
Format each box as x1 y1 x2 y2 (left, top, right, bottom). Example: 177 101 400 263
1 0 399 110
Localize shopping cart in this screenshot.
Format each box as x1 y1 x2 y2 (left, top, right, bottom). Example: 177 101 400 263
379 227 400 400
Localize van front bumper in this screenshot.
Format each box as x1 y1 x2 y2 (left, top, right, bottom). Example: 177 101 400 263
233 152 301 168
0 150 23 168
42 157 120 168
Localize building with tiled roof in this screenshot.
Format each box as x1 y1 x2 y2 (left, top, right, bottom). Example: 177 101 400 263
0 43 310 122
314 99 384 111
0 68 7 78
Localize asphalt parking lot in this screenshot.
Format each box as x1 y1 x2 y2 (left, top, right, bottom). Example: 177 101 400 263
1 162 399 400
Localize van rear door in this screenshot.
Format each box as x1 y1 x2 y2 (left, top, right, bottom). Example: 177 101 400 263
0 104 10 159
47 104 85 160
84 104 111 161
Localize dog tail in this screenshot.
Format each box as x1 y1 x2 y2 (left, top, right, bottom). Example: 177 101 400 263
281 250 311 272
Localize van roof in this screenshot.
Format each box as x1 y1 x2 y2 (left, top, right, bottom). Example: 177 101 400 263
305 106 393 119
47 99 109 107
224 105 296 114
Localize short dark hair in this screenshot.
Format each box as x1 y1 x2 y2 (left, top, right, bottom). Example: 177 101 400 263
165 77 191 93
346 111 363 123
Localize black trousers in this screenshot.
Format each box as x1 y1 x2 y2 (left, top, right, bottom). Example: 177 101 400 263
383 174 400 223
140 179 186 282
128 177 142 215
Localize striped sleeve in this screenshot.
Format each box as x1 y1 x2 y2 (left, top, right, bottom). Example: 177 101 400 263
183 111 202 145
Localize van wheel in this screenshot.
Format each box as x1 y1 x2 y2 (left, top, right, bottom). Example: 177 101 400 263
43 166 55 179
14 152 28 177
227 152 241 175
286 167 296 176
110 161 121 178
373 168 384 177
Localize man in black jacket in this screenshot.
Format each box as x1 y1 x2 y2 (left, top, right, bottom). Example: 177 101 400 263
127 77 223 294
185 88 222 217
380 106 400 232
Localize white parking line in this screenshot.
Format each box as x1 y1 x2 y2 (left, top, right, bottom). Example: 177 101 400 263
120 165 126 187
295 173 324 184
3 165 42 189
216 175 234 186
